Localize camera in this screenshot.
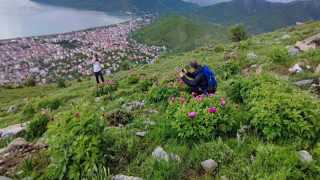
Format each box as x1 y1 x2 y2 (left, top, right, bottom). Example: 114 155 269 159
181 69 185 72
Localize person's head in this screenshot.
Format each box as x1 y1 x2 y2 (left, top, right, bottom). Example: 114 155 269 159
189 58 198 72
94 53 98 61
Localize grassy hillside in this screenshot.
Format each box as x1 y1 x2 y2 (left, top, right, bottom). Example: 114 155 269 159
1 21 320 179
31 0 198 15
185 0 320 34
131 15 230 53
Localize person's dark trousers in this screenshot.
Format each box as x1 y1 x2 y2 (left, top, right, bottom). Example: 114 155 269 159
190 86 203 95
94 71 104 83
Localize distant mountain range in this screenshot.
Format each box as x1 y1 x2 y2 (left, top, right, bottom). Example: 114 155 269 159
31 0 198 15
185 0 320 34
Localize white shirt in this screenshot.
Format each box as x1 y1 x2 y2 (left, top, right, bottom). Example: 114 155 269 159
92 59 101 72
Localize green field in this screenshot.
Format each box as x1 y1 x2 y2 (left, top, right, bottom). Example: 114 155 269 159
1 21 320 179
131 15 230 53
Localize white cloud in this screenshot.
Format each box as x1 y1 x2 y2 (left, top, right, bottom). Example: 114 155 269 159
183 0 294 6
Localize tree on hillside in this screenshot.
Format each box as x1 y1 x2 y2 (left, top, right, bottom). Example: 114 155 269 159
23 76 37 87
228 24 248 42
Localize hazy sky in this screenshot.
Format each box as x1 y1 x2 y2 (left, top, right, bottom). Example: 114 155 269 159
183 0 294 6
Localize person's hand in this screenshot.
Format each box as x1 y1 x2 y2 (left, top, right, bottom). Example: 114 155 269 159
180 71 184 77
182 69 188 74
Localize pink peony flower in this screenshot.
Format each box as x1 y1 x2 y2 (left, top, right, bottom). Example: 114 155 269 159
189 112 197 118
209 107 217 113
239 68 242 72
192 92 196 96
195 96 201 100
102 112 105 116
235 104 239 109
166 76 169 79
221 100 226 106
181 92 185 95
163 84 167 87
50 116 54 121
246 67 250 72
209 93 214 98
75 113 79 118
180 98 185 103
41 112 46 116
76 102 79 105
171 97 175 103
177 85 180 88
201 94 205 98
170 82 174 86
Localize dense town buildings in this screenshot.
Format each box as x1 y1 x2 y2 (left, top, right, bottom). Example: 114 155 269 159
0 17 165 86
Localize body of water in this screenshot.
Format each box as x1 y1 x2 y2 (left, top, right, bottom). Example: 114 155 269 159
0 0 129 40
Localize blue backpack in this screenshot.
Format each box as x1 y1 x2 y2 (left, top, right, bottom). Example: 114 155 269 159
202 65 217 93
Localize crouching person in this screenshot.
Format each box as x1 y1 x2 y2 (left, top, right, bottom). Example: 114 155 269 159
180 58 217 95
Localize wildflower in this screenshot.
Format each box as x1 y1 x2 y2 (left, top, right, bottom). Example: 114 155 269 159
177 85 180 88
236 104 239 109
195 96 201 100
239 68 242 72
57 122 61 127
41 112 46 116
102 112 105 116
171 97 175 103
91 88 94 92
246 67 250 72
192 92 196 96
166 76 169 79
154 81 158 85
180 98 185 103
76 102 79 105
209 93 214 98
75 113 79 118
181 92 185 95
221 100 226 106
163 84 167 87
201 94 205 98
189 112 197 118
50 116 54 121
209 107 217 113
170 82 174 86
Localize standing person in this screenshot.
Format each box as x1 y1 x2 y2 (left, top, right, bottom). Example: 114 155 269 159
91 53 105 83
180 58 217 95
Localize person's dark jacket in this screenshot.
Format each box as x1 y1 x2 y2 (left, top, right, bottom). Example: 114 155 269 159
182 65 208 88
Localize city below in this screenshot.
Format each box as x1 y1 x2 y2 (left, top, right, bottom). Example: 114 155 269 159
0 16 165 86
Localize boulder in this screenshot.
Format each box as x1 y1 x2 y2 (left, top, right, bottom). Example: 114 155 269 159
289 64 304 75
296 22 304 26
250 64 257 68
3 152 10 158
247 53 259 59
299 150 313 163
0 123 28 140
128 101 144 111
302 33 320 47
149 109 158 114
94 97 101 103
112 175 143 180
282 34 291 39
135 131 146 137
6 137 29 152
170 152 181 162
286 46 300 56
221 176 228 180
315 64 320 74
310 84 320 90
152 146 169 162
256 65 263 74
201 159 218 172
7 106 16 113
0 176 13 180
295 79 313 87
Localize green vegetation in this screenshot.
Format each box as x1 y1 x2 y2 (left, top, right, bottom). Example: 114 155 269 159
1 21 320 179
186 0 320 34
131 15 230 53
228 24 247 42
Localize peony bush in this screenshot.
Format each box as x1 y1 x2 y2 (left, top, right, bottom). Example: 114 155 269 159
91 79 118 97
167 93 237 139
213 52 240 80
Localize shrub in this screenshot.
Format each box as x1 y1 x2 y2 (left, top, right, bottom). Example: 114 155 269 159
268 47 290 64
22 104 35 120
120 61 130 71
105 109 134 126
213 52 240 80
168 93 237 139
127 72 140 85
57 78 66 88
43 104 106 179
214 45 225 53
91 80 118 97
147 74 189 105
26 113 50 140
228 24 247 42
239 40 249 49
138 74 158 91
23 77 36 87
247 83 320 141
34 98 61 110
